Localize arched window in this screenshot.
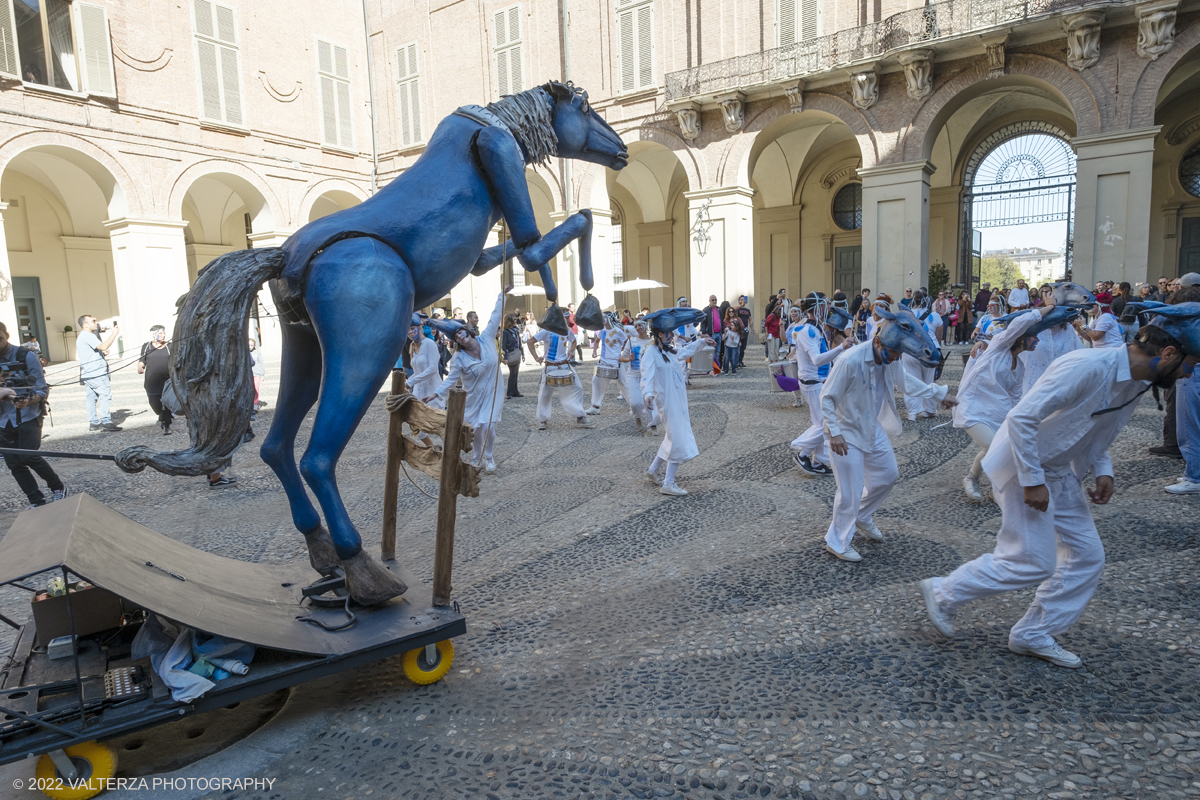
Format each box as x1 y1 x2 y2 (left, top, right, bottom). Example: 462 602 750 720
1181 143 1200 199
832 183 862 230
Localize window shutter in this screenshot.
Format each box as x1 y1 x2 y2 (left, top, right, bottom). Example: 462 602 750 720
636 5 652 89
800 0 817 39
398 80 411 145
318 39 332 75
196 39 223 121
509 43 522 94
336 80 352 147
0 0 21 79
317 39 353 148
619 10 634 93
494 8 507 48
493 5 521 97
194 0 214 38
75 3 117 97
778 0 795 45
220 45 242 124
321 76 338 144
215 4 236 44
396 43 421 146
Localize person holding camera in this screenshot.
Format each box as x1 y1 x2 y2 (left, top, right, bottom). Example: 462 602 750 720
75 314 121 432
0 321 66 508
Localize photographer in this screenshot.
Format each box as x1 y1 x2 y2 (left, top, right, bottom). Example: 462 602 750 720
0 321 66 508
75 314 122 432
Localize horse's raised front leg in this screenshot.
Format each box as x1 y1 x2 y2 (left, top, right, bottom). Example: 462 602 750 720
475 126 542 249
301 236 414 605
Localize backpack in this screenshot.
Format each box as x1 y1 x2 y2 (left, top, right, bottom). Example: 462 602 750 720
161 378 185 416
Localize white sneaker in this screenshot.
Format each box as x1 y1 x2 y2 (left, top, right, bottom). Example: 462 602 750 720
1165 479 1200 495
50 486 68 503
792 399 804 408
660 482 688 496
824 543 862 562
963 475 984 503
920 578 955 638
855 520 884 542
538 421 547 430
646 471 662 486
586 406 601 415
1008 639 1082 669
650 426 660 436
484 459 496 474
576 417 595 428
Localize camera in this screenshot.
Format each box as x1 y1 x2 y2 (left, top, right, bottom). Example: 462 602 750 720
0 360 35 399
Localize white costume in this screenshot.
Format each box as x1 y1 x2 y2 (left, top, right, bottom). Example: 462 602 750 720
433 293 506 465
533 328 587 423
820 340 948 556
590 326 628 410
620 334 661 430
789 321 843 467
929 346 1147 653
1090 311 1125 348
953 309 1041 483
642 337 708 489
1020 323 1083 395
901 310 942 420
409 336 442 401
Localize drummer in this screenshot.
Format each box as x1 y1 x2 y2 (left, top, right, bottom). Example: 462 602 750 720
587 313 629 416
528 308 594 430
619 318 660 435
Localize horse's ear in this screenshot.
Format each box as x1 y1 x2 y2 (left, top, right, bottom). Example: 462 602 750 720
543 81 573 101
876 307 896 321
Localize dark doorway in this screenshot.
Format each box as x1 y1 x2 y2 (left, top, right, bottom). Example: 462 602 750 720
1180 217 1200 274
12 276 46 352
834 246 862 297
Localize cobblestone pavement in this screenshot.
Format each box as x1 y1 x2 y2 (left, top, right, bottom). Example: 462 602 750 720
2 346 1200 800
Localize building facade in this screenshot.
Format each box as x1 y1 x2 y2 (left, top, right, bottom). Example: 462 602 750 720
985 246 1065 285
5 0 1200 364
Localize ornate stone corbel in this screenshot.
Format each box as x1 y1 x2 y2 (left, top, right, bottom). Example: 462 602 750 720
850 66 879 111
715 91 745 133
1136 0 1179 60
784 80 805 113
898 50 934 101
667 100 701 142
1061 10 1105 71
979 32 1008 78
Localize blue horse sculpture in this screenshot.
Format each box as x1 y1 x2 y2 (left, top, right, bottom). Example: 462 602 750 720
116 81 628 605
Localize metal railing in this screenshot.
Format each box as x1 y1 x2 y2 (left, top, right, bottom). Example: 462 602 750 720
665 0 1101 101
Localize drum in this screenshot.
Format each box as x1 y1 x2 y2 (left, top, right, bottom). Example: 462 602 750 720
687 345 716 376
768 360 798 393
545 364 575 387
595 365 620 380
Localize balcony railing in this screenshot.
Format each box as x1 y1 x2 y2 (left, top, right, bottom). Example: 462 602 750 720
665 0 1097 101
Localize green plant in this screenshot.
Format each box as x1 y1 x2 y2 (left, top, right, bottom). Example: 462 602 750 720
928 262 950 295
63 325 73 332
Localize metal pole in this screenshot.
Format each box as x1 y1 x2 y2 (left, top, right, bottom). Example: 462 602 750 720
61 568 87 731
559 0 576 304
361 0 380 195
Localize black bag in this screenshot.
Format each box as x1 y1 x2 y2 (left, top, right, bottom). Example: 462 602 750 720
574 293 604 330
538 303 570 336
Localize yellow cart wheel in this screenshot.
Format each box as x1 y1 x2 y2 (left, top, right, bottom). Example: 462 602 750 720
402 639 454 684
35 741 117 800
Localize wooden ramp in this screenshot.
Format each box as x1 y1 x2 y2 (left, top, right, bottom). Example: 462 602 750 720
0 494 452 655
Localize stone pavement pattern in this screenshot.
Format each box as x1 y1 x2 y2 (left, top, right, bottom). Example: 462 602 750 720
1 348 1199 800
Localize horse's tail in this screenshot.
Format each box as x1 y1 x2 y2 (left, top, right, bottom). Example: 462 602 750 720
115 247 288 476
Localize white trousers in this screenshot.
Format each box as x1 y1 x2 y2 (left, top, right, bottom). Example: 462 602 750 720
537 369 586 422
964 423 995 480
902 355 937 418
824 424 898 553
591 374 614 408
789 383 827 464
932 473 1104 648
620 367 660 427
471 423 496 464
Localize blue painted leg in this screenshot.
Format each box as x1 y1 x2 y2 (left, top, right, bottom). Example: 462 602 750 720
301 238 414 604
259 320 337 573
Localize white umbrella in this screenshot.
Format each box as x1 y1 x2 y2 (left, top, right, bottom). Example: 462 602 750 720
510 284 546 296
612 278 668 312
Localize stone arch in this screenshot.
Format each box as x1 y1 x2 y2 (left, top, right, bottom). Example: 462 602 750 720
297 178 369 223
166 160 283 232
902 54 1101 163
528 164 564 211
609 124 703 194
0 131 137 217
719 92 879 188
1131 19 1200 128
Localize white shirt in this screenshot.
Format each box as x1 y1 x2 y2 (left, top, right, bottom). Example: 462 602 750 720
982 346 1147 488
953 310 1040 431
1091 312 1125 348
820 340 949 453
794 321 841 382
1007 287 1031 308
534 329 575 364
596 327 627 366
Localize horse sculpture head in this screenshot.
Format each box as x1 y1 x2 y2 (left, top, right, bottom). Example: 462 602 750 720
1126 301 1200 359
543 81 628 170
875 306 940 367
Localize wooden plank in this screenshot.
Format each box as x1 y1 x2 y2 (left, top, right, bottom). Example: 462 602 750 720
433 388 466 607
381 371 408 561
406 402 473 451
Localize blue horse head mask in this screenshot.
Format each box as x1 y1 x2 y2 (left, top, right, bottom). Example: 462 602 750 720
875 307 940 367
1126 301 1200 359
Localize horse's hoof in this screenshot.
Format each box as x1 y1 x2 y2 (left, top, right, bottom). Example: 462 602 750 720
342 551 408 606
303 525 340 575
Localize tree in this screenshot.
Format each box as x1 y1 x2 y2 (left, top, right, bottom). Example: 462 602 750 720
980 256 1024 290
928 262 950 295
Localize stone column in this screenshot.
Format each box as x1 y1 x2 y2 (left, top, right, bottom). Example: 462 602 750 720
858 161 934 301
0 203 22 344
684 186 756 311
103 218 191 357
1071 127 1160 289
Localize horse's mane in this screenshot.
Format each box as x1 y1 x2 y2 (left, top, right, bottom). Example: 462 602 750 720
486 81 580 166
